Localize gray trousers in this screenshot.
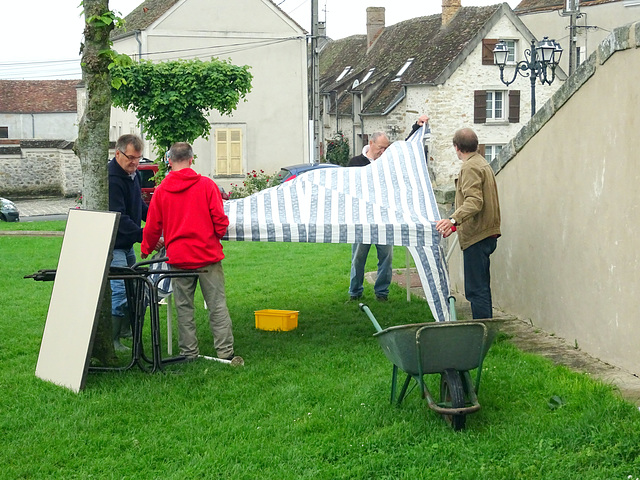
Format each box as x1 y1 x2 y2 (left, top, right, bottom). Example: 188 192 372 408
171 261 234 359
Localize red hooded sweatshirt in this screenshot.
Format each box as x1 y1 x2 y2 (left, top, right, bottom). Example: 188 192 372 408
141 168 229 269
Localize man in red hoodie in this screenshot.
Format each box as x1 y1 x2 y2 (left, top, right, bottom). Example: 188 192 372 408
141 142 237 362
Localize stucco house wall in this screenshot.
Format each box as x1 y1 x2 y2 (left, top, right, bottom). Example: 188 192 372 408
108 0 309 192
447 22 640 375
0 113 78 142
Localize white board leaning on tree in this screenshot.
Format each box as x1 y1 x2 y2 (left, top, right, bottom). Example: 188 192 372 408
35 209 119 393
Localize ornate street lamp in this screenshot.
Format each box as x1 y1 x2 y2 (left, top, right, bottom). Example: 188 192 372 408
493 37 563 117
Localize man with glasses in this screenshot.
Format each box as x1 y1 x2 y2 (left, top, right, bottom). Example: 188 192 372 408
347 132 393 302
108 134 157 351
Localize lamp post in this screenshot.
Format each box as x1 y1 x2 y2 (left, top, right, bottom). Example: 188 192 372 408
493 37 563 117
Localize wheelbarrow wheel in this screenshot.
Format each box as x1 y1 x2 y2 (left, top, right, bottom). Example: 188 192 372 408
440 369 466 431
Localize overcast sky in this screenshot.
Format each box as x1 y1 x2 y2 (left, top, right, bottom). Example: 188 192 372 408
0 0 520 80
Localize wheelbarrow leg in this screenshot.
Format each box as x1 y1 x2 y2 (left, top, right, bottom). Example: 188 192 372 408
390 365 398 404
396 372 413 405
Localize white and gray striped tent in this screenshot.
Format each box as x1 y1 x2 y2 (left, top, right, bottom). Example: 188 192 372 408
223 126 451 322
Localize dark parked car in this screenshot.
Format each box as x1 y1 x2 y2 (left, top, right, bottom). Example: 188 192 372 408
137 158 158 206
137 159 229 202
0 197 20 222
276 163 341 183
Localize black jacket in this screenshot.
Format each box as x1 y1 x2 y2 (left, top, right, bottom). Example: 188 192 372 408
347 154 371 167
108 158 148 250
405 122 421 141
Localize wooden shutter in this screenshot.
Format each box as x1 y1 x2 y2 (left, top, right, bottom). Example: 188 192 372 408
216 129 229 174
482 39 498 65
508 90 521 123
477 144 486 156
229 129 242 174
474 90 487 124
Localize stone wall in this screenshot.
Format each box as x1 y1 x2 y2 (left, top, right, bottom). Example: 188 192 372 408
447 21 640 375
0 141 82 197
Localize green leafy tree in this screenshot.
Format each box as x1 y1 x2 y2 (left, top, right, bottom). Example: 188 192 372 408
111 58 253 176
325 132 351 166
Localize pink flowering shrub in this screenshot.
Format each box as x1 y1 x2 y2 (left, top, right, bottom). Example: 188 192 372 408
229 169 280 198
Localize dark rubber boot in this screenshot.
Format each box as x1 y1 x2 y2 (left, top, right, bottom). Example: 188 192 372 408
112 316 130 352
119 306 133 339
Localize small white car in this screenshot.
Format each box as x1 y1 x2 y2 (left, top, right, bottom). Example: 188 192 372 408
0 197 20 222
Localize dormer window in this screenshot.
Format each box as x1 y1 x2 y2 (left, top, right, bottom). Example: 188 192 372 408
391 58 414 81
336 66 352 82
361 68 375 83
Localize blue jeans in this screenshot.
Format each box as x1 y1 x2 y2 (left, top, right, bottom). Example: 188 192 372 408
463 236 497 319
110 247 137 316
349 243 393 298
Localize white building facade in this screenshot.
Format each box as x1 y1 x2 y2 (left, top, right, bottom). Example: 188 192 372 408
108 0 309 192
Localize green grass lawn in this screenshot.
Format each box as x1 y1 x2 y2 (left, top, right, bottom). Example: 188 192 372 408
0 219 66 232
2 222 640 479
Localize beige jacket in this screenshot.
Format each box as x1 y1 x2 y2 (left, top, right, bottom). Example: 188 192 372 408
451 153 501 250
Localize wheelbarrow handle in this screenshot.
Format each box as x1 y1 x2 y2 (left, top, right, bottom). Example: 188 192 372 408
448 295 457 322
359 303 384 333
132 257 169 269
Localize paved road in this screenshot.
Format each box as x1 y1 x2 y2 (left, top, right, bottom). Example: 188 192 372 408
12 197 78 220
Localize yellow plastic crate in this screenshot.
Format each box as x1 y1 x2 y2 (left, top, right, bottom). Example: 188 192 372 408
255 309 299 331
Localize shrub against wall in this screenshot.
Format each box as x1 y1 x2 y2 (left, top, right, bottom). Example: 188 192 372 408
229 170 280 198
325 132 350 166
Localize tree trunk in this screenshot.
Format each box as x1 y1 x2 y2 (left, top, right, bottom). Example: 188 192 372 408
73 0 117 366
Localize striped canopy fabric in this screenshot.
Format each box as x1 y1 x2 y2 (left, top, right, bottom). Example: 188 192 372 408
223 126 450 322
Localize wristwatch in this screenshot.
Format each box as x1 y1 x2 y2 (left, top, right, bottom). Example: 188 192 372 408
449 217 457 226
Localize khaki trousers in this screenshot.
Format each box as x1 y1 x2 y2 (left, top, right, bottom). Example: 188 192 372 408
171 261 234 359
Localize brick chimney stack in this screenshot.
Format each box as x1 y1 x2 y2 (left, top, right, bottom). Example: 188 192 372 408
442 0 461 28
366 7 385 51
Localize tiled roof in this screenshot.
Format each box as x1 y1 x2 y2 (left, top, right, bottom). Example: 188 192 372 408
515 0 620 14
112 0 305 39
112 0 178 38
320 4 505 115
0 80 80 114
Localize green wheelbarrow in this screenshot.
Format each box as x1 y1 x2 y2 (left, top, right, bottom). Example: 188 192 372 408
359 301 505 431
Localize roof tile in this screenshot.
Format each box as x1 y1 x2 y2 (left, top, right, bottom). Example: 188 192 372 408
320 5 502 115
0 80 80 114
515 0 620 14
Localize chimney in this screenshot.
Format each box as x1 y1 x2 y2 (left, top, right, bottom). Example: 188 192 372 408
366 7 385 51
442 0 461 28
318 21 326 39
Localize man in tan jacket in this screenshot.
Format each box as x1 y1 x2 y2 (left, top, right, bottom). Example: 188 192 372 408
436 128 501 319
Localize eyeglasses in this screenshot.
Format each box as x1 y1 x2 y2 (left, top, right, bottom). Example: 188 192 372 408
119 150 143 161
